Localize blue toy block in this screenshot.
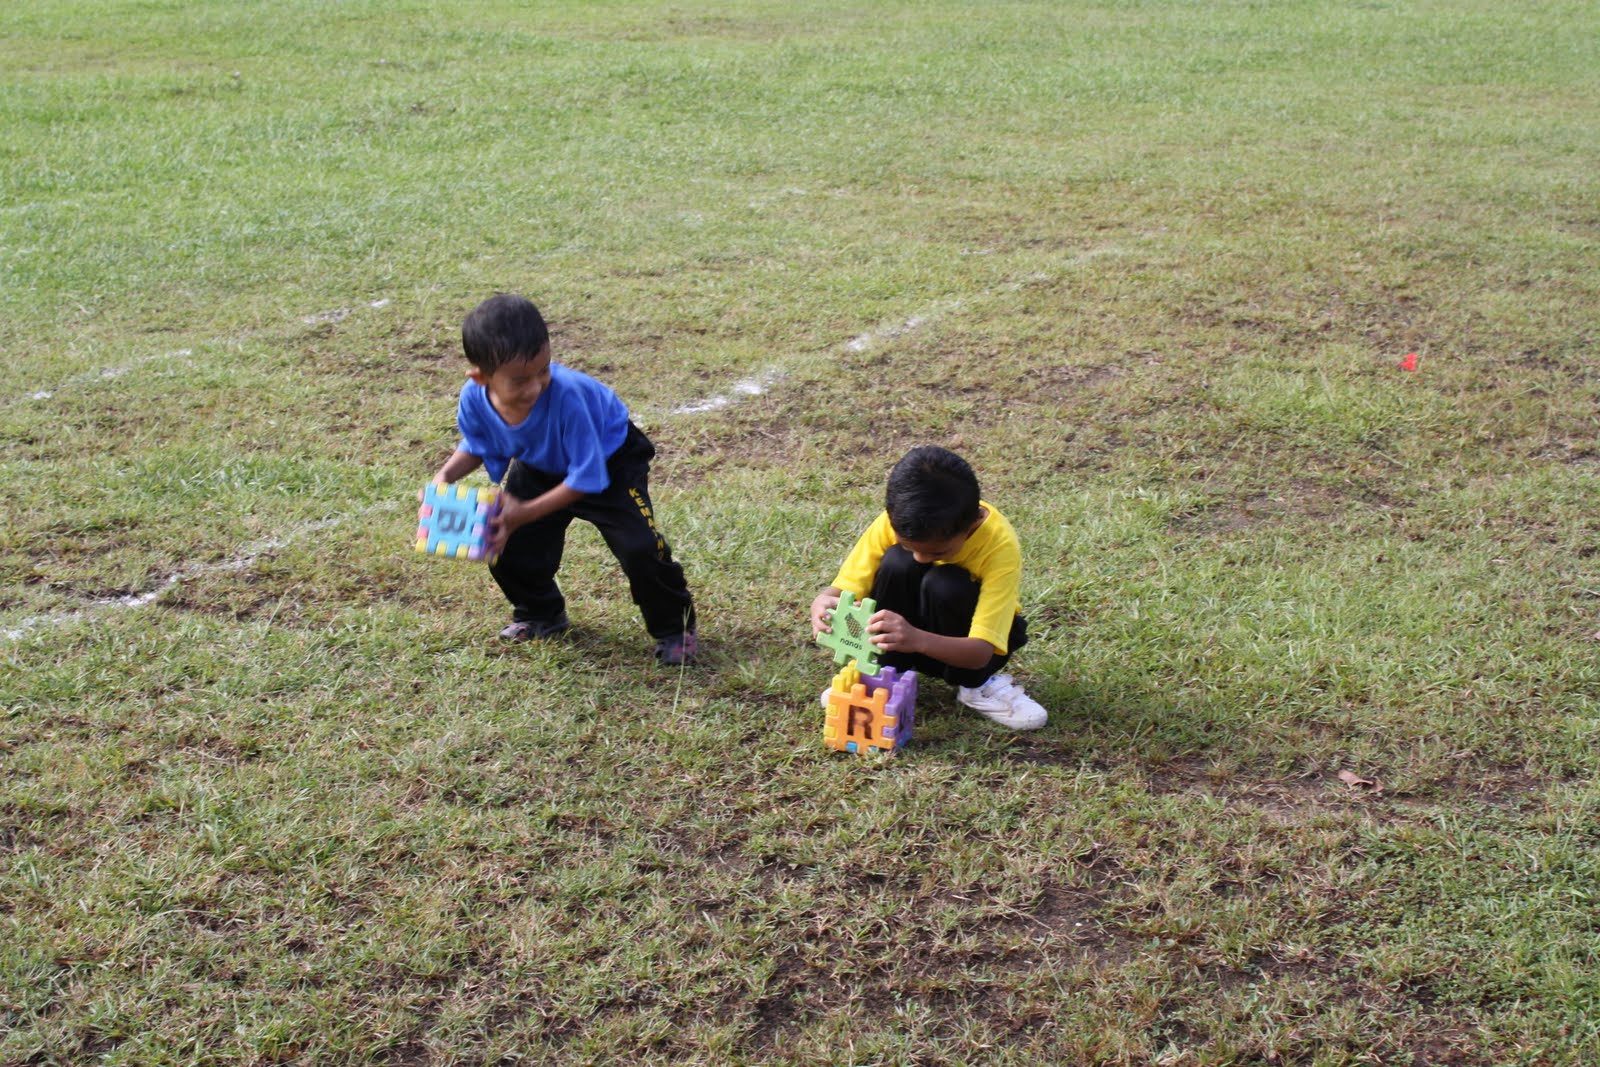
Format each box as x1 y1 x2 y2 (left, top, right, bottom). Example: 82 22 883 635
816 589 881 674
416 483 501 563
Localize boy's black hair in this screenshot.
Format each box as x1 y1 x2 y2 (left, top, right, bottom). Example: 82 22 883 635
461 293 550 373
885 445 981 541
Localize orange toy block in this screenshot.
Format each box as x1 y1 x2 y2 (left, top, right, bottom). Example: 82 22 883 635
823 662 912 755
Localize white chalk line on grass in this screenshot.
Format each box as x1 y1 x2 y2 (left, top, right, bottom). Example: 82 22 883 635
7 250 1131 638
2 298 398 640
665 303 957 417
301 299 389 326
664 244 1127 419
6 299 394 410
18 349 194 404
2 516 360 642
669 368 787 415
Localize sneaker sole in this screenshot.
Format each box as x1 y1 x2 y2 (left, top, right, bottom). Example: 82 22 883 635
971 708 1047 731
500 622 570 642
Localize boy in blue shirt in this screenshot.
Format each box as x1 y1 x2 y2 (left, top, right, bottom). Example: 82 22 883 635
809 446 1046 729
431 294 698 664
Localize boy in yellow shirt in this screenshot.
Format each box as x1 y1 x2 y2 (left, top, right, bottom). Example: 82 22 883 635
809 446 1046 730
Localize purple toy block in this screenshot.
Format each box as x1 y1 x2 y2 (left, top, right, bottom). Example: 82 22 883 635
861 665 918 748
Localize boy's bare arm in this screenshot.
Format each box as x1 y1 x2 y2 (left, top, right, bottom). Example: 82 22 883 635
868 610 994 670
432 448 483 485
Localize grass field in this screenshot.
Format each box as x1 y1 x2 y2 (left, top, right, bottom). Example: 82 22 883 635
3 1 1599 1063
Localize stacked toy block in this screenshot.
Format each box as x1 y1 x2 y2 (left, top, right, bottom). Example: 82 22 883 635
416 483 501 562
815 590 882 674
822 658 918 756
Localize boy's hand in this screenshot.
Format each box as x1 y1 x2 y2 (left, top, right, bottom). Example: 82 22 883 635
486 492 526 557
867 609 924 654
810 591 840 637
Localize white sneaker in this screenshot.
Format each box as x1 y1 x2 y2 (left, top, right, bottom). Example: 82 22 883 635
957 674 1048 730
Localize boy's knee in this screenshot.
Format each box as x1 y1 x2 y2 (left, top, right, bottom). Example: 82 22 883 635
919 563 981 634
877 544 923 583
612 531 667 574
922 562 978 602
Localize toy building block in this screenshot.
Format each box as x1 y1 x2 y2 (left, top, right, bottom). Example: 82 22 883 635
416 483 501 563
868 665 918 748
816 589 881 674
823 661 918 755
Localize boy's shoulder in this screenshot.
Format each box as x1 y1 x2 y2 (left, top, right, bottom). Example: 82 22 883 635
552 361 602 382
551 361 621 398
549 363 631 437
979 498 1013 524
458 378 491 408
977 500 1023 548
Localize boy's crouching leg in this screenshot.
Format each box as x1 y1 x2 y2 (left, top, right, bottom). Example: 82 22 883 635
489 509 572 636
588 483 697 655
955 615 1045 730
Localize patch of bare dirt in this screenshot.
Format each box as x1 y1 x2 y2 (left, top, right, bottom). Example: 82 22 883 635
1142 754 1557 819
1167 477 1406 538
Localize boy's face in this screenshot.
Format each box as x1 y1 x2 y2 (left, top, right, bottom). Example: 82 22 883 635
893 512 986 564
469 345 552 424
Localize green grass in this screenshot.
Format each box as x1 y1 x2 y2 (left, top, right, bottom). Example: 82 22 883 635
4 1 1600 1063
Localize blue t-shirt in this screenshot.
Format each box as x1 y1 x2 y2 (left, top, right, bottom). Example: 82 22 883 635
456 364 631 493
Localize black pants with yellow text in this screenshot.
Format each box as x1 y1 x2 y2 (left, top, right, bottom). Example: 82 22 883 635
491 423 695 639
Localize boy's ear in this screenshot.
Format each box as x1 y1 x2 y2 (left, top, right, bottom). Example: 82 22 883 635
466 367 490 386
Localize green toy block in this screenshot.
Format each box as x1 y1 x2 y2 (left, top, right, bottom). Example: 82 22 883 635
817 590 881 673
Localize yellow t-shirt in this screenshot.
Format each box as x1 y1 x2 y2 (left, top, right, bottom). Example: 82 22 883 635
830 501 1022 655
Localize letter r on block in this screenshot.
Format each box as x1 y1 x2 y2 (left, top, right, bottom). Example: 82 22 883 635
847 704 873 740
